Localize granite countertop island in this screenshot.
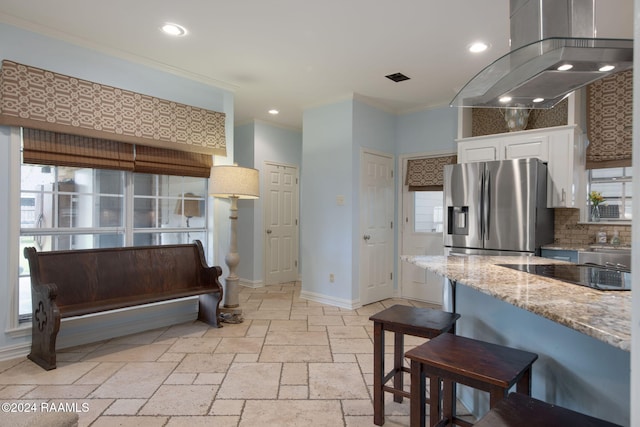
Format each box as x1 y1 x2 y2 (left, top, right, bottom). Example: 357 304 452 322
401 255 631 351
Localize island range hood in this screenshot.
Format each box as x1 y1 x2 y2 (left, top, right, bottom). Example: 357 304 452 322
450 0 633 109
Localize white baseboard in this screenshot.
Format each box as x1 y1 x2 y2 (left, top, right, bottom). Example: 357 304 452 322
300 290 361 310
0 341 30 362
239 279 264 289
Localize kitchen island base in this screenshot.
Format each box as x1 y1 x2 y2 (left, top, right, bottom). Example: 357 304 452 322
455 283 629 426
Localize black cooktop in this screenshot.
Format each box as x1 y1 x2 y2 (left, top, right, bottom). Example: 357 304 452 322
497 263 631 291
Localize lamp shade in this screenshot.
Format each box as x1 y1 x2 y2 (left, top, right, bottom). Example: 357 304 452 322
210 165 260 199
174 193 202 218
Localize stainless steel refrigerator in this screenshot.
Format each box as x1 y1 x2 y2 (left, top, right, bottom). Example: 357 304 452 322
443 158 554 255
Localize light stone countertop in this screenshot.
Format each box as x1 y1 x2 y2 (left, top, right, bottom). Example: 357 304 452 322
401 255 631 351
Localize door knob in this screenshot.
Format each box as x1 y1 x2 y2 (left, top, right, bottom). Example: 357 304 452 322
266 229 272 234
363 234 371 241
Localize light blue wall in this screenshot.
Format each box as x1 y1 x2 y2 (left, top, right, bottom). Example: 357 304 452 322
233 123 258 284
301 100 354 304
301 97 398 306
0 23 234 357
396 106 458 154
235 124 256 166
234 121 302 284
255 121 303 167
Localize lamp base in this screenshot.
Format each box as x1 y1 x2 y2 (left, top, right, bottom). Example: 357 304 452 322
219 307 244 324
220 306 242 315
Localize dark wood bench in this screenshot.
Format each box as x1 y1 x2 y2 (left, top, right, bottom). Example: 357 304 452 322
24 240 223 370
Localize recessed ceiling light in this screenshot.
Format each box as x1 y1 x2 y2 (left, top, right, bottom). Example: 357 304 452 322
161 22 187 37
599 65 615 72
468 42 489 53
532 97 545 103
499 96 512 103
268 109 279 115
557 64 573 71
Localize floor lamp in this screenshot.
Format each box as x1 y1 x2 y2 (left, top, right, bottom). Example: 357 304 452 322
210 165 259 312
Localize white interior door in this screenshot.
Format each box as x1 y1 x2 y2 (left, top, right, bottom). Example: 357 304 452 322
400 159 444 305
264 162 299 285
360 150 394 305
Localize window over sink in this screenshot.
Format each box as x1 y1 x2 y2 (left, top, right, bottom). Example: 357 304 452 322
587 167 632 221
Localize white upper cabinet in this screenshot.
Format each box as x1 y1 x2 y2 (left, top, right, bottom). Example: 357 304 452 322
457 131 549 163
456 125 586 208
546 127 586 208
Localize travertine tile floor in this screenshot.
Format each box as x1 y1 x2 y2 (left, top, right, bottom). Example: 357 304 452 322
0 282 466 426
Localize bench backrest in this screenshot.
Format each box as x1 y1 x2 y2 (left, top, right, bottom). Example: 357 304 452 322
25 242 211 313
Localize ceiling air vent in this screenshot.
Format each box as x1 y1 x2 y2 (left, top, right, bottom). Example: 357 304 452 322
385 72 410 82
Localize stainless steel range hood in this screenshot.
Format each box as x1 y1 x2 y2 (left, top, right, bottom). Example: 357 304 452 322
450 0 633 109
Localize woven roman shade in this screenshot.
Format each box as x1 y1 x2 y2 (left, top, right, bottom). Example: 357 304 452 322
23 128 135 171
405 155 457 191
586 69 632 169
23 128 212 177
135 145 212 178
0 60 226 156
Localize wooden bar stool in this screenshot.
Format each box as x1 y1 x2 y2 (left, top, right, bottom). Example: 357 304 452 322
474 392 622 427
405 333 538 427
369 305 461 426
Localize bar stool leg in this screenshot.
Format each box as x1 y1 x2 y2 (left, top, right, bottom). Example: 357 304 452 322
489 385 508 409
373 321 384 425
410 359 426 427
393 331 404 403
515 367 532 396
441 378 454 427
429 375 444 427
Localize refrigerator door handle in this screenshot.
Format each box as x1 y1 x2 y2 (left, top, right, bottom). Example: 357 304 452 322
478 169 485 241
483 168 491 241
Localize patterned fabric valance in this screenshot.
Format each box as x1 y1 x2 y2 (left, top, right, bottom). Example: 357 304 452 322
0 60 226 156
586 69 632 169
405 155 457 191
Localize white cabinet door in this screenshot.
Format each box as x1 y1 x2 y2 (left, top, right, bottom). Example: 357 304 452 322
546 129 586 208
457 140 500 163
503 135 549 161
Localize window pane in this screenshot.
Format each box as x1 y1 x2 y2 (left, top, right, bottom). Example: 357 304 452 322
99 196 124 226
133 230 205 246
588 167 632 221
21 164 56 191
134 197 157 228
414 191 444 232
134 174 155 196
592 168 624 179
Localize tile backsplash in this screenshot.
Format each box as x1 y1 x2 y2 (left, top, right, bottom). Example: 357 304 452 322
554 208 631 246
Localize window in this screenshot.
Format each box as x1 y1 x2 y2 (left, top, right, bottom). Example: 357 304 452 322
18 164 208 319
414 191 444 233
587 167 632 221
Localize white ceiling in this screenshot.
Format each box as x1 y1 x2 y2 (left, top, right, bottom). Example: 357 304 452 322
0 0 632 130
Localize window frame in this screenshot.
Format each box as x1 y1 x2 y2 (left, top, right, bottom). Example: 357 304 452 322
586 167 632 222
17 144 209 322
413 190 445 234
